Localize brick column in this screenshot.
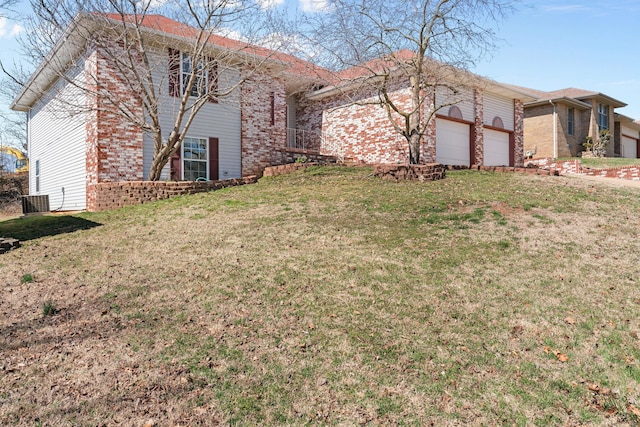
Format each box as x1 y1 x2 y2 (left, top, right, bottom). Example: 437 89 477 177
513 99 525 167
473 89 484 166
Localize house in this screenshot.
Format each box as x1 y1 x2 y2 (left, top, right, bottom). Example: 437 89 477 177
12 13 534 212
507 86 639 159
615 114 640 159
11 13 329 211
296 55 536 168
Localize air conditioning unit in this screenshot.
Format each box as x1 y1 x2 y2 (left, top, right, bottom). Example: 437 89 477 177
22 195 50 214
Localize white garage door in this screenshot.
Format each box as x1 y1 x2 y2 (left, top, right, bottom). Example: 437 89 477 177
484 128 510 166
621 136 637 158
436 118 470 166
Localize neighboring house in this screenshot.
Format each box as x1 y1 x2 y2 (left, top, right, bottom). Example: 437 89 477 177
615 114 640 159
12 14 534 212
507 86 637 159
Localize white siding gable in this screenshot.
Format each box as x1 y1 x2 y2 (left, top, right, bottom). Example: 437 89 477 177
622 125 639 139
29 64 87 210
484 92 514 131
435 86 474 121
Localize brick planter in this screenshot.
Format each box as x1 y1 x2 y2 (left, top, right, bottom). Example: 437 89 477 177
373 164 446 182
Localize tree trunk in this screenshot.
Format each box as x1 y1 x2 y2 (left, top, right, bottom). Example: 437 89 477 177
408 130 421 164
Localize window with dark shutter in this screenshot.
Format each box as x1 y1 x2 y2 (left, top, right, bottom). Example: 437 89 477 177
209 137 219 180
168 48 180 97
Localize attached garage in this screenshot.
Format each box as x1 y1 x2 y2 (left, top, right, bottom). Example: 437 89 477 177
436 118 470 166
484 128 511 166
621 135 638 158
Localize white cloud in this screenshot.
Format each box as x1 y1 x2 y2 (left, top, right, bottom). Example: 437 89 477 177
542 4 591 13
257 0 285 9
300 0 330 13
9 23 23 37
0 17 22 38
137 0 170 10
213 27 247 41
259 31 320 60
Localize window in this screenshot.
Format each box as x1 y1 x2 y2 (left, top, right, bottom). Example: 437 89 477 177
182 137 208 181
182 53 207 97
597 103 609 131
270 92 275 126
35 159 40 192
568 108 575 135
448 106 463 120
168 48 217 100
492 116 504 129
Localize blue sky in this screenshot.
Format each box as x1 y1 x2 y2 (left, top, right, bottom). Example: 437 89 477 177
473 0 640 119
1 0 640 148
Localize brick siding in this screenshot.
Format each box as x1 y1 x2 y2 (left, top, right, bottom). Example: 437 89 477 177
85 47 144 211
240 73 287 177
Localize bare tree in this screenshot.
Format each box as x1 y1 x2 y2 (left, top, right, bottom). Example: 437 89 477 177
299 0 515 164
0 62 28 153
18 0 272 180
0 0 19 17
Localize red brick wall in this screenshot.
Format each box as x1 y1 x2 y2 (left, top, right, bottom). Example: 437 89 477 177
297 82 525 168
302 79 437 164
85 47 144 211
240 72 287 176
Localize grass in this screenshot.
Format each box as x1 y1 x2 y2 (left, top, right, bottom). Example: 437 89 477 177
558 156 640 169
41 300 57 316
2 166 640 425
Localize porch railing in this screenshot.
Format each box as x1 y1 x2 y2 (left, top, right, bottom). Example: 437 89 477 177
286 128 321 151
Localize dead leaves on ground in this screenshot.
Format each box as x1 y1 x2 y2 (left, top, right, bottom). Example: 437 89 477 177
544 345 569 363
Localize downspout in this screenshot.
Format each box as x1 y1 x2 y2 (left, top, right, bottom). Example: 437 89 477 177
549 100 557 159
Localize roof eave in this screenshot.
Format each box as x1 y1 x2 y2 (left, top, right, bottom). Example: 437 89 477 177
484 81 537 103
307 70 539 103
11 13 291 110
576 93 627 108
525 97 592 110
10 14 87 111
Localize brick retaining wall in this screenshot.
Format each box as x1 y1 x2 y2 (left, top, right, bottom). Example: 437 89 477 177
374 164 447 181
272 148 338 166
262 162 327 177
583 166 640 180
91 176 258 212
527 158 640 180
526 158 581 175
472 165 559 176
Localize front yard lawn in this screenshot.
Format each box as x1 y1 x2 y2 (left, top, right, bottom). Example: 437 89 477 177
2 166 640 425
